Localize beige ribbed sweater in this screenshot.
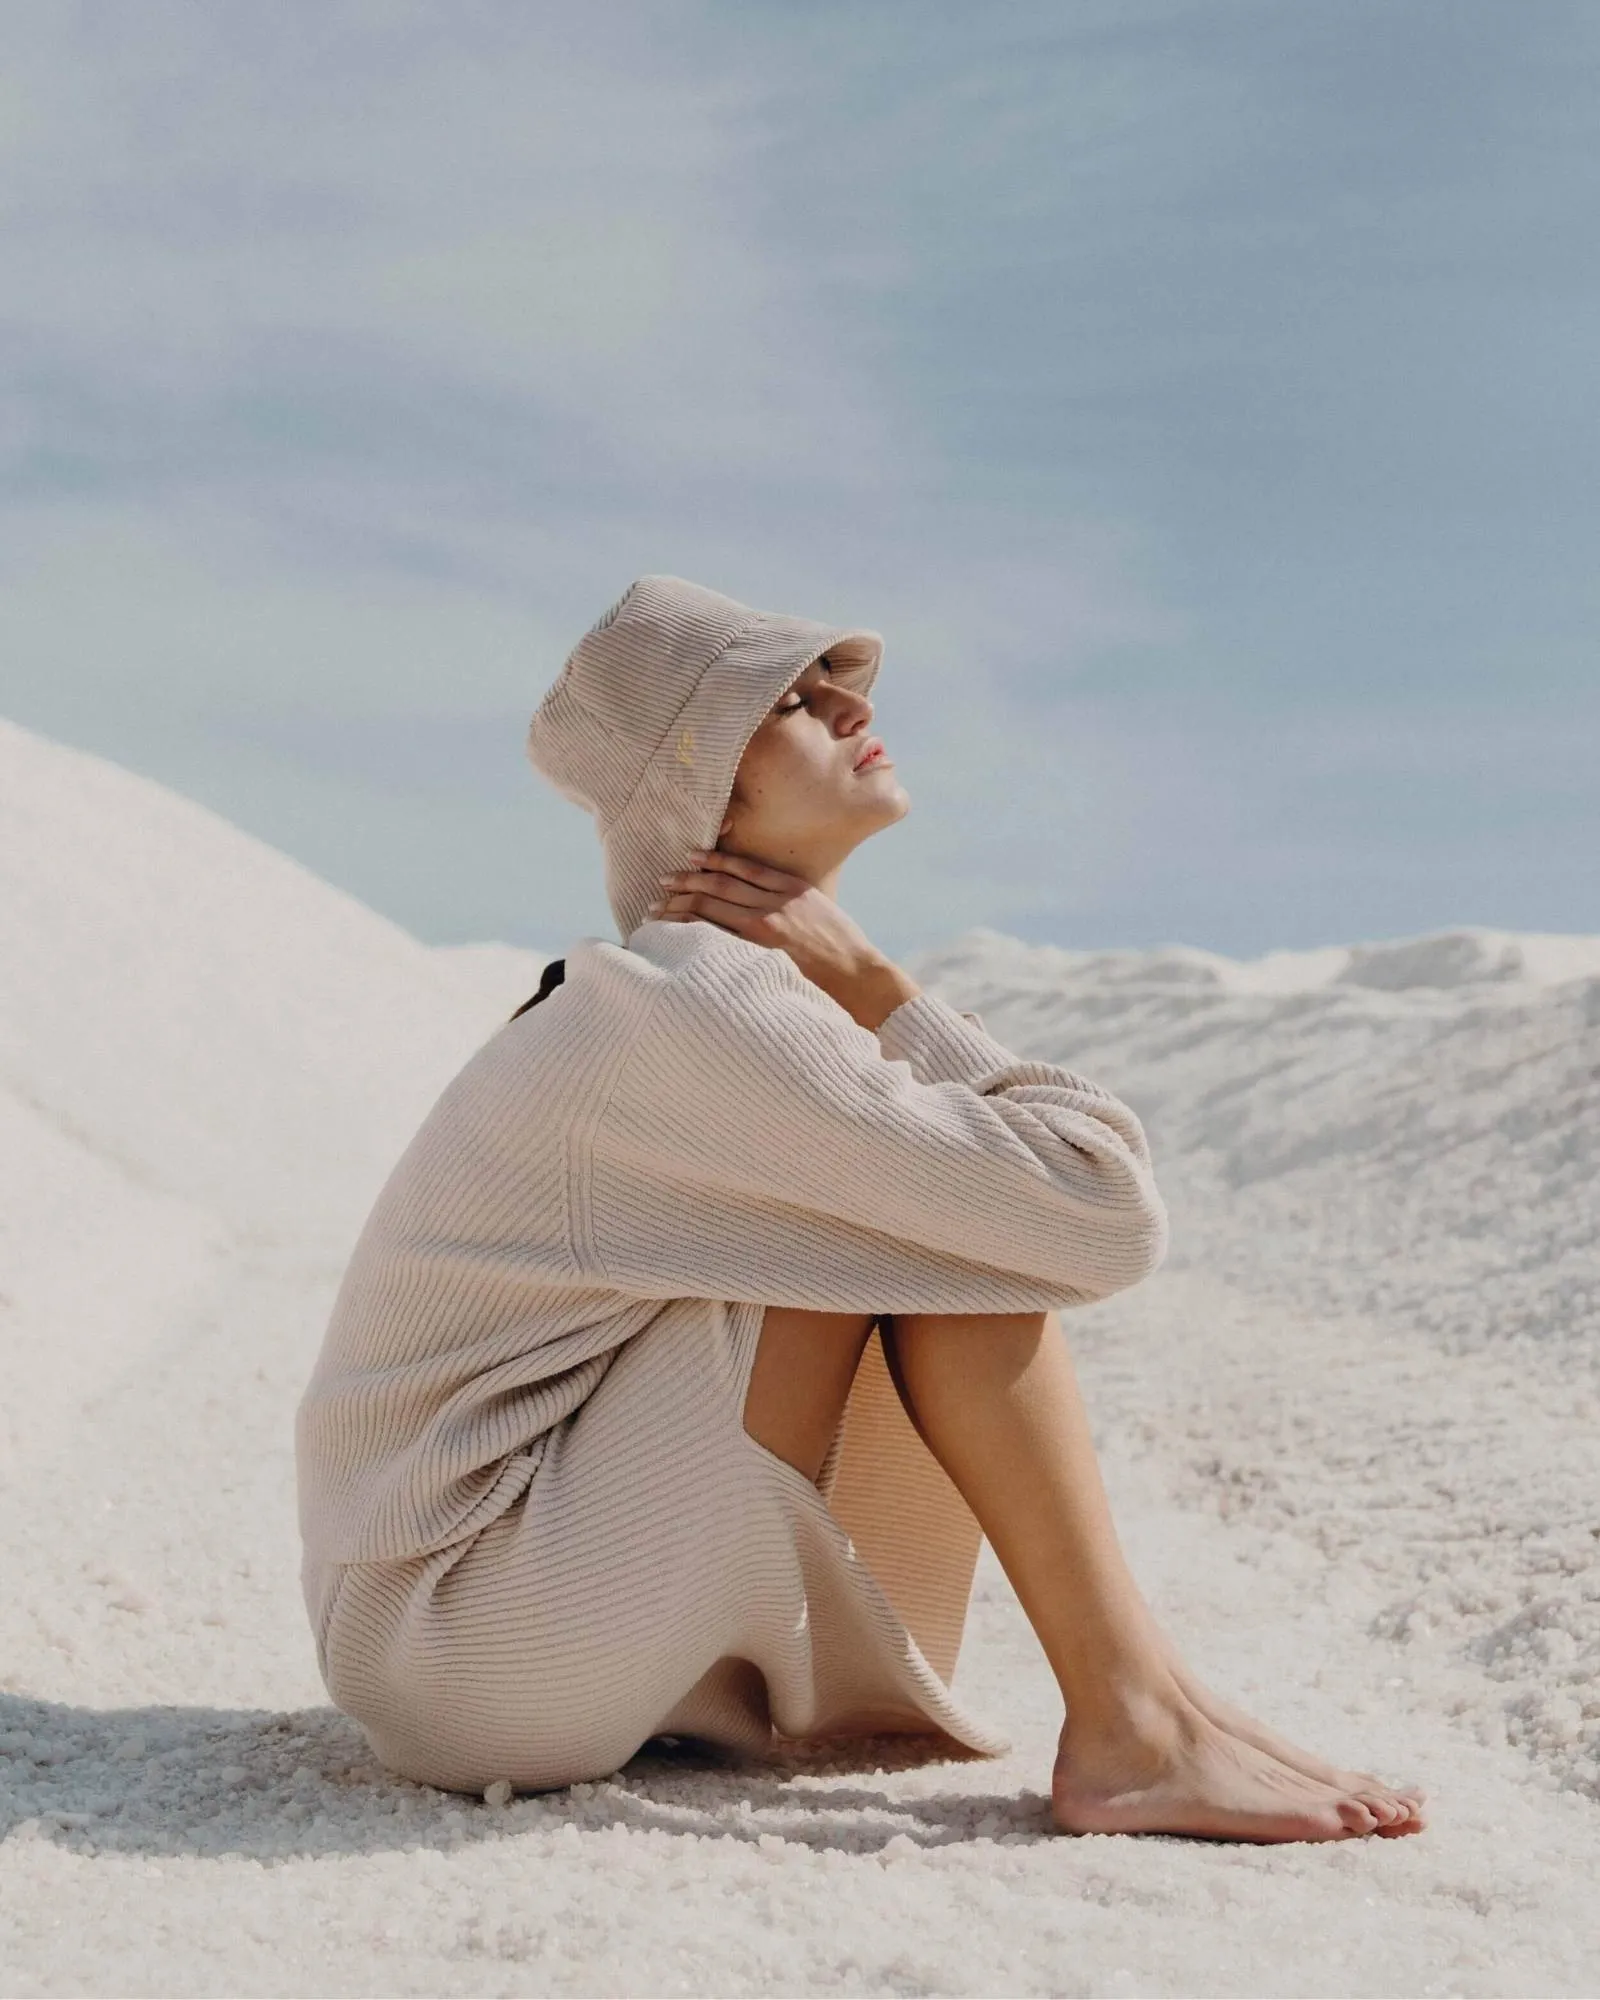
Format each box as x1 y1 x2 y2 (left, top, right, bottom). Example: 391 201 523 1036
294 918 1168 1794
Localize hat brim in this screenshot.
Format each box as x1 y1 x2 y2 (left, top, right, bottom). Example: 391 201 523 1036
603 618 885 943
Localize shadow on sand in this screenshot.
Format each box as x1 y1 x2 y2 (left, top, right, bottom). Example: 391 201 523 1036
0 1692 1050 1863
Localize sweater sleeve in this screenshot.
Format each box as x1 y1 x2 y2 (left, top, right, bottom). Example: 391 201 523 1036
585 950 1169 1316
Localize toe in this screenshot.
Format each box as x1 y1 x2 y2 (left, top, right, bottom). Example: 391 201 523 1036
1377 1796 1428 1836
1356 1770 1428 1816
1386 1785 1428 1824
1337 1796 1379 1835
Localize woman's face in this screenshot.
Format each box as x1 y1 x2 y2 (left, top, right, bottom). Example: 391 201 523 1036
716 652 909 876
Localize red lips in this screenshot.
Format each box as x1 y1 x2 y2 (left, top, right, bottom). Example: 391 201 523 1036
853 737 887 771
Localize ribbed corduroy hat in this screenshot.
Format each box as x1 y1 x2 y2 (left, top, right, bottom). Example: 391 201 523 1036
526 575 884 945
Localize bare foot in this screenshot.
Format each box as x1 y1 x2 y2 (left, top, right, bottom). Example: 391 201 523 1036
1163 1653 1426 1836
1052 1688 1397 1843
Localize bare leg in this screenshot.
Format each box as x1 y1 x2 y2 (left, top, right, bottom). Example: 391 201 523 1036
877 1316 1425 1818
741 1304 877 1484
879 1308 1427 1843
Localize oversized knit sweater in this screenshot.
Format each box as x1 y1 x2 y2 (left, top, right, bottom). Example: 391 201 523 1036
294 918 1168 1793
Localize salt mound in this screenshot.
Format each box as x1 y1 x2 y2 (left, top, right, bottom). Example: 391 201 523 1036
433 940 550 1021
927 922 1600 998
909 923 1600 1356
0 716 547 1476
1337 928 1600 992
0 716 543 1235
0 1079 221 1478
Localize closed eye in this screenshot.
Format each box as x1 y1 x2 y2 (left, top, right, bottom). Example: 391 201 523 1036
775 658 833 715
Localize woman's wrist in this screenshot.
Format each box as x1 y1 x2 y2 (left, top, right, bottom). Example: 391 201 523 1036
837 957 923 1033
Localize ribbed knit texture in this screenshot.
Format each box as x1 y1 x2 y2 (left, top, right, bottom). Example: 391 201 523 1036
294 919 1169 1796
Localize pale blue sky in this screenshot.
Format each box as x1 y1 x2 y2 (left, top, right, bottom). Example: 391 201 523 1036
3 0 1596 957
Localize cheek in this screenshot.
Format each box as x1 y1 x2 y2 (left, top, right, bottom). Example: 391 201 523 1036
737 722 838 819
778 733 840 803
743 729 800 790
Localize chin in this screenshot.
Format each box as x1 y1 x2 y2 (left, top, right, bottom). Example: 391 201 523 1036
867 782 911 826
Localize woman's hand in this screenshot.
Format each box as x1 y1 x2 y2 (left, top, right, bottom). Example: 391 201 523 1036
647 846 921 1029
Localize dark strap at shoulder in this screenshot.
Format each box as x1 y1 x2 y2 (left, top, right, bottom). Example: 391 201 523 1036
508 956 566 1022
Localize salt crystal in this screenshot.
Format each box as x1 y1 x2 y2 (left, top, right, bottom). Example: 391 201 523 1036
483 1778 513 1808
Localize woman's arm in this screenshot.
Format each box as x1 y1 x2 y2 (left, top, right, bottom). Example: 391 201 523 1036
586 946 1168 1315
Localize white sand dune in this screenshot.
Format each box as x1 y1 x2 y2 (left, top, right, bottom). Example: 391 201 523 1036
1 712 1597 1997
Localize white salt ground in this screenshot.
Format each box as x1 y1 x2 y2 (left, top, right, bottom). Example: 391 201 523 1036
1 713 1597 1998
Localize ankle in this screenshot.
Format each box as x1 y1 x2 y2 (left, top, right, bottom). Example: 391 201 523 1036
1058 1660 1195 1743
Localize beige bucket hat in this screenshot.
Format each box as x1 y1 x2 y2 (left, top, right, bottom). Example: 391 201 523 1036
526 574 884 944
